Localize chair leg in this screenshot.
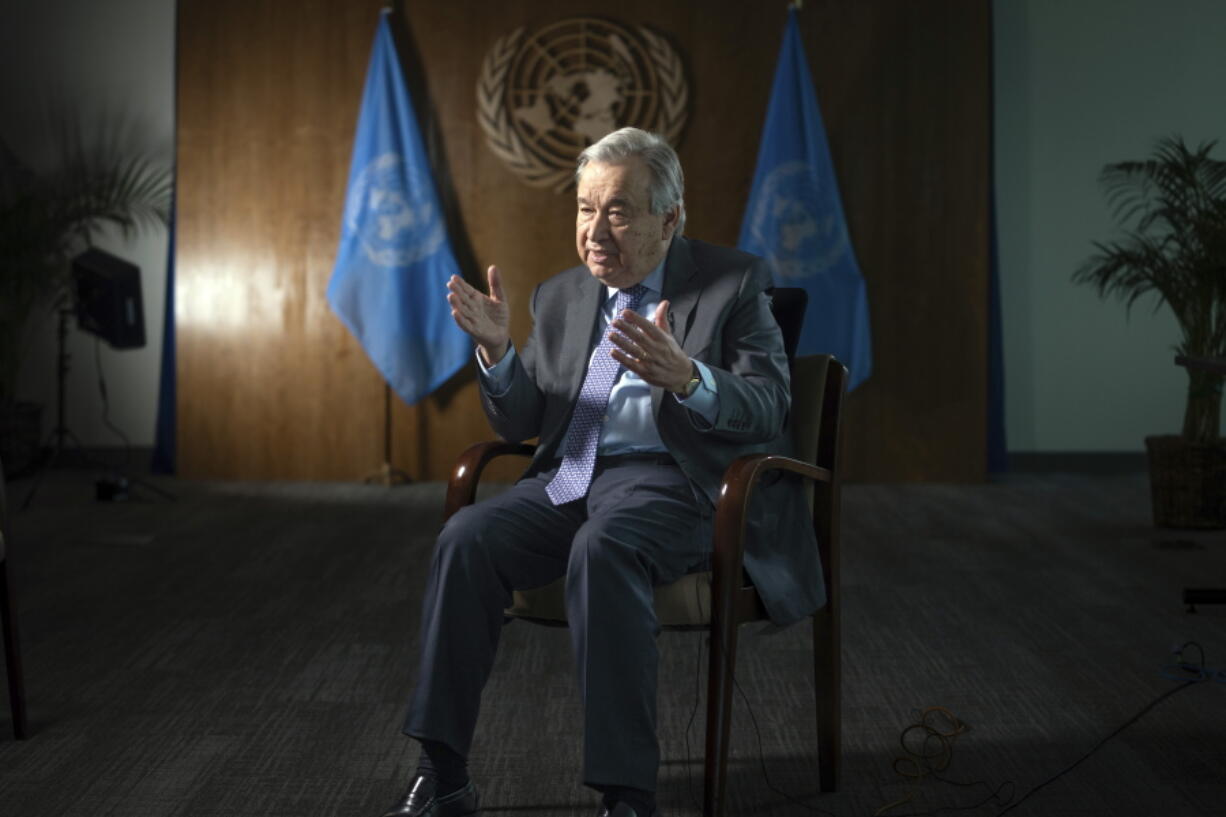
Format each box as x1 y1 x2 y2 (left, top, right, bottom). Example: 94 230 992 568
813 608 839 792
1 559 28 739
703 612 740 817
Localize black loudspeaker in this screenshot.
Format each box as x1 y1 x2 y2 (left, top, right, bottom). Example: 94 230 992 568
71 247 146 349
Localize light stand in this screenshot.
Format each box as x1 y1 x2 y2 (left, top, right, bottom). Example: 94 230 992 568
21 307 174 509
20 308 83 509
21 245 177 509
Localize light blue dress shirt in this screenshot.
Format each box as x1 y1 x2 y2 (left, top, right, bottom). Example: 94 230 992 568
478 261 719 455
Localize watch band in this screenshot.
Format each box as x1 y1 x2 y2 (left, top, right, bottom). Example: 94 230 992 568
681 361 701 398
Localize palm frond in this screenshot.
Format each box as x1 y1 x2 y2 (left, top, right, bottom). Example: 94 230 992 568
1079 136 1226 352
1099 138 1226 241
0 110 173 405
1077 136 1226 441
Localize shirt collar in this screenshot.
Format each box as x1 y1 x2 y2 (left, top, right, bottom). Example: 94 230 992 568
604 259 665 303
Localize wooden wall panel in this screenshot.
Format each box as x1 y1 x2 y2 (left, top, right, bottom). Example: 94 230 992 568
177 0 388 480
177 0 988 483
808 1 991 482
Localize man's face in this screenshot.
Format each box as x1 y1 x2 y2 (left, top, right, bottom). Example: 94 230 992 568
575 158 678 289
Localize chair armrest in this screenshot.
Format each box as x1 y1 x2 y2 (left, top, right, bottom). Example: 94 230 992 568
711 454 832 621
443 441 537 521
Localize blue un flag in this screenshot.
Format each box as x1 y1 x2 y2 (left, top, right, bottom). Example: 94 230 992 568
738 9 872 390
328 10 470 405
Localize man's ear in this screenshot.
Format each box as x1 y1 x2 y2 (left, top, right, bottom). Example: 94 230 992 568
661 205 681 240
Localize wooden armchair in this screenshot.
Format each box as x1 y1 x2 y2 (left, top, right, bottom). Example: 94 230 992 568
442 297 846 817
1 452 30 738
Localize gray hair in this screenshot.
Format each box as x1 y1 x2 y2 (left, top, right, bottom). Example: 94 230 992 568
576 127 686 235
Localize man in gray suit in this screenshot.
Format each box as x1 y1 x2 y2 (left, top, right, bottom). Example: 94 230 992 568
383 128 822 817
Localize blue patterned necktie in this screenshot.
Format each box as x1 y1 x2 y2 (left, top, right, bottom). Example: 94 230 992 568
546 284 649 506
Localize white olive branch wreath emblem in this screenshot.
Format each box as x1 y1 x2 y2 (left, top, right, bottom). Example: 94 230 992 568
476 20 689 193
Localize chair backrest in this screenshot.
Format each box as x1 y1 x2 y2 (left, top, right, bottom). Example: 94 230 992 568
766 287 847 471
766 288 847 607
790 356 846 472
788 356 846 607
767 287 806 364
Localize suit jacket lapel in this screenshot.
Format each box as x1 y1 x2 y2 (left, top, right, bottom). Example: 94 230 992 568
654 236 702 416
661 236 702 350
559 270 605 404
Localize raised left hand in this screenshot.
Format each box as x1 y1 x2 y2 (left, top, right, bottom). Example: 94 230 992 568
609 299 693 394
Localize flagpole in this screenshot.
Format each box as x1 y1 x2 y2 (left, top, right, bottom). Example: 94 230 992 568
388 2 480 483
364 383 411 485
332 8 472 487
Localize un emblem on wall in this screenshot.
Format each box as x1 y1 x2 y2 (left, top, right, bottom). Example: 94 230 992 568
477 17 689 192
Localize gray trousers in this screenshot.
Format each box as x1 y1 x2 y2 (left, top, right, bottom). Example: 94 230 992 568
403 458 711 793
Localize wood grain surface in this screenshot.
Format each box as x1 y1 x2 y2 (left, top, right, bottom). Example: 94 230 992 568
176 0 989 482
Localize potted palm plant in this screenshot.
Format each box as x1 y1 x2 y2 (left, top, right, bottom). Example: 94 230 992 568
1075 136 1226 528
0 121 171 475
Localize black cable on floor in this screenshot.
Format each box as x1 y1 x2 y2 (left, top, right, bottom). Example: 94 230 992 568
94 336 134 469
878 642 1218 817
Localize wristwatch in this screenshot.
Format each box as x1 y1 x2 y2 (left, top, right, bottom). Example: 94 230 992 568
680 362 701 398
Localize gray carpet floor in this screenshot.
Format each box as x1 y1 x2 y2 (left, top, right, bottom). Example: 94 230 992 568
1 469 1224 817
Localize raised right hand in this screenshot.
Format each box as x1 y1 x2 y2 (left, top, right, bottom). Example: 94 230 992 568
447 265 510 366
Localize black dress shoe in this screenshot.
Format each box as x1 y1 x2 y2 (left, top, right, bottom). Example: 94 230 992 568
381 775 480 817
596 803 657 817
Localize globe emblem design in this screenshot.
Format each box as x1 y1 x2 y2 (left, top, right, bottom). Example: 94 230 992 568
344 152 443 268
478 17 689 191
510 20 658 156
749 162 851 279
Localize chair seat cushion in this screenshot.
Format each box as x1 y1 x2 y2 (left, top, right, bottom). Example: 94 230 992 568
507 572 715 627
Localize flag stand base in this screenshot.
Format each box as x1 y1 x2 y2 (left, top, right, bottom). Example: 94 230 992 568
364 460 411 486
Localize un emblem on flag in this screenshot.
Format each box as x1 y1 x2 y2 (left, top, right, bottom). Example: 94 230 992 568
748 162 852 279
477 17 689 192
343 152 445 269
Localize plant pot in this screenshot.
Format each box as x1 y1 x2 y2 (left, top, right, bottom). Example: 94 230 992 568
0 401 43 479
1145 434 1226 529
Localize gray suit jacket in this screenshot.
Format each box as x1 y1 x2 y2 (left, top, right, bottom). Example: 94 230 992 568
480 236 825 625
